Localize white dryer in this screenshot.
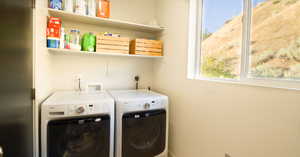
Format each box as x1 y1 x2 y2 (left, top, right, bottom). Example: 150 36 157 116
41 91 115 157
109 90 169 157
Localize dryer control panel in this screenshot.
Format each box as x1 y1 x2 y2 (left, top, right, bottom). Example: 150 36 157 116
121 97 167 113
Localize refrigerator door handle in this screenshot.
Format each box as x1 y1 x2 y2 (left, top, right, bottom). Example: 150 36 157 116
32 0 35 8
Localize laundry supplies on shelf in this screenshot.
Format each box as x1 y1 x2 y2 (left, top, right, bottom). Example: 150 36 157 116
87 0 96 16
49 0 62 10
97 0 110 18
46 16 62 48
63 0 73 13
81 32 96 52
45 10 164 57
70 29 81 50
74 0 87 15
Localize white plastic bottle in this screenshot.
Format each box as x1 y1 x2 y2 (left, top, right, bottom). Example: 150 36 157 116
70 29 81 50
83 0 87 15
64 0 73 13
59 27 65 49
87 0 96 16
75 0 83 15
75 0 87 15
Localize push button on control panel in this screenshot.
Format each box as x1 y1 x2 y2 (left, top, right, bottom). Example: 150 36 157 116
88 104 94 113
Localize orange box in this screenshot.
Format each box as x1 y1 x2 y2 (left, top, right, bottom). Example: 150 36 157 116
97 0 110 18
46 16 61 39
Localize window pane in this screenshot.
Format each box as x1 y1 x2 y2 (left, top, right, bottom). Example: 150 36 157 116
249 0 300 79
200 0 243 79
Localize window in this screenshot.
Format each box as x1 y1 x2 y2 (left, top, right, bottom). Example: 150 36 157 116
200 0 244 79
188 0 300 90
249 0 300 80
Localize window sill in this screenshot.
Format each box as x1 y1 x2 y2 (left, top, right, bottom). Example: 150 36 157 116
188 76 300 91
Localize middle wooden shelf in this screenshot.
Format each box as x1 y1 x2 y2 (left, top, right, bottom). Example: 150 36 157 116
48 48 164 59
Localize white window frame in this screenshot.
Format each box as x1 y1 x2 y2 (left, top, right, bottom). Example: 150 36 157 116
187 0 300 91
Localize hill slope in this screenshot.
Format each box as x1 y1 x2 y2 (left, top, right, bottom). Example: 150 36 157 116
201 0 300 79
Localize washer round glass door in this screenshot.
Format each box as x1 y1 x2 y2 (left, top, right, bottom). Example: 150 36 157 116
122 109 166 157
47 115 110 157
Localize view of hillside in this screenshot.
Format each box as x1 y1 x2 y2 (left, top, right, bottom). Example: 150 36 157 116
201 0 300 79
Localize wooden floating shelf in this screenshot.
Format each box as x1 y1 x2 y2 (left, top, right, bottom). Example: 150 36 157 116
48 9 165 33
48 48 163 59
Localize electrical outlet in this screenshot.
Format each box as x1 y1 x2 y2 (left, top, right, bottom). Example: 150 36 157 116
225 153 231 157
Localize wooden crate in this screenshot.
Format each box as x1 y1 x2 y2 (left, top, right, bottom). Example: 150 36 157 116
130 39 163 56
96 36 130 54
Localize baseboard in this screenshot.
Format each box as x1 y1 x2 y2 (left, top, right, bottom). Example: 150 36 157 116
169 151 176 157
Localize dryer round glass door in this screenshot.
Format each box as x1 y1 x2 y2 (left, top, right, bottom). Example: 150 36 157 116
122 109 166 157
47 115 110 157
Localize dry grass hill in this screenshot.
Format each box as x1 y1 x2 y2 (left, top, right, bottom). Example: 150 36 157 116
201 0 300 79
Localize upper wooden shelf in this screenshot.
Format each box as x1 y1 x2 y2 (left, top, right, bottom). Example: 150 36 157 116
48 8 165 33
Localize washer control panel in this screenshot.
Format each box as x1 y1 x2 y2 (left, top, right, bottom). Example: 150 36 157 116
47 103 110 117
68 104 99 115
69 104 85 114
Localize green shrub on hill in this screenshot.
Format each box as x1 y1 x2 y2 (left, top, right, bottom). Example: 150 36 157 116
251 64 285 78
273 0 281 4
286 0 299 5
252 50 276 66
252 38 300 78
284 64 300 78
276 48 294 60
276 38 300 61
201 55 237 79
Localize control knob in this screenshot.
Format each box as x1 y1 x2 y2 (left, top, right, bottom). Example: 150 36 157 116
76 106 85 114
144 103 151 109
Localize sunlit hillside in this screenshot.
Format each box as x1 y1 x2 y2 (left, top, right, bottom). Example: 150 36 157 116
201 0 300 79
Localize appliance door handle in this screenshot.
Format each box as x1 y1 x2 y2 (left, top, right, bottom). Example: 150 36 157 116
144 110 166 117
0 146 3 157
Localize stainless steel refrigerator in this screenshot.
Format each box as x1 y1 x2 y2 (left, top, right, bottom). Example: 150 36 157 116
0 0 34 156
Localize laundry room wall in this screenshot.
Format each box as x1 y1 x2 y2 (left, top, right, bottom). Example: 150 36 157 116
153 0 300 157
35 0 160 104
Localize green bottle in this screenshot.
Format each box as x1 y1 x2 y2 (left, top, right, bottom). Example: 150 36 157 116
81 32 96 52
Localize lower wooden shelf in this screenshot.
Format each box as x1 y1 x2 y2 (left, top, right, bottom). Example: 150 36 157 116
48 48 163 59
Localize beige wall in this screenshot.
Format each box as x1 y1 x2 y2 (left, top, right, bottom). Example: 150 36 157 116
153 0 300 157
111 0 157 25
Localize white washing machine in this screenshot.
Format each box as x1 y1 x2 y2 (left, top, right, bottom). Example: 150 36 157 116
109 90 169 157
41 91 115 157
